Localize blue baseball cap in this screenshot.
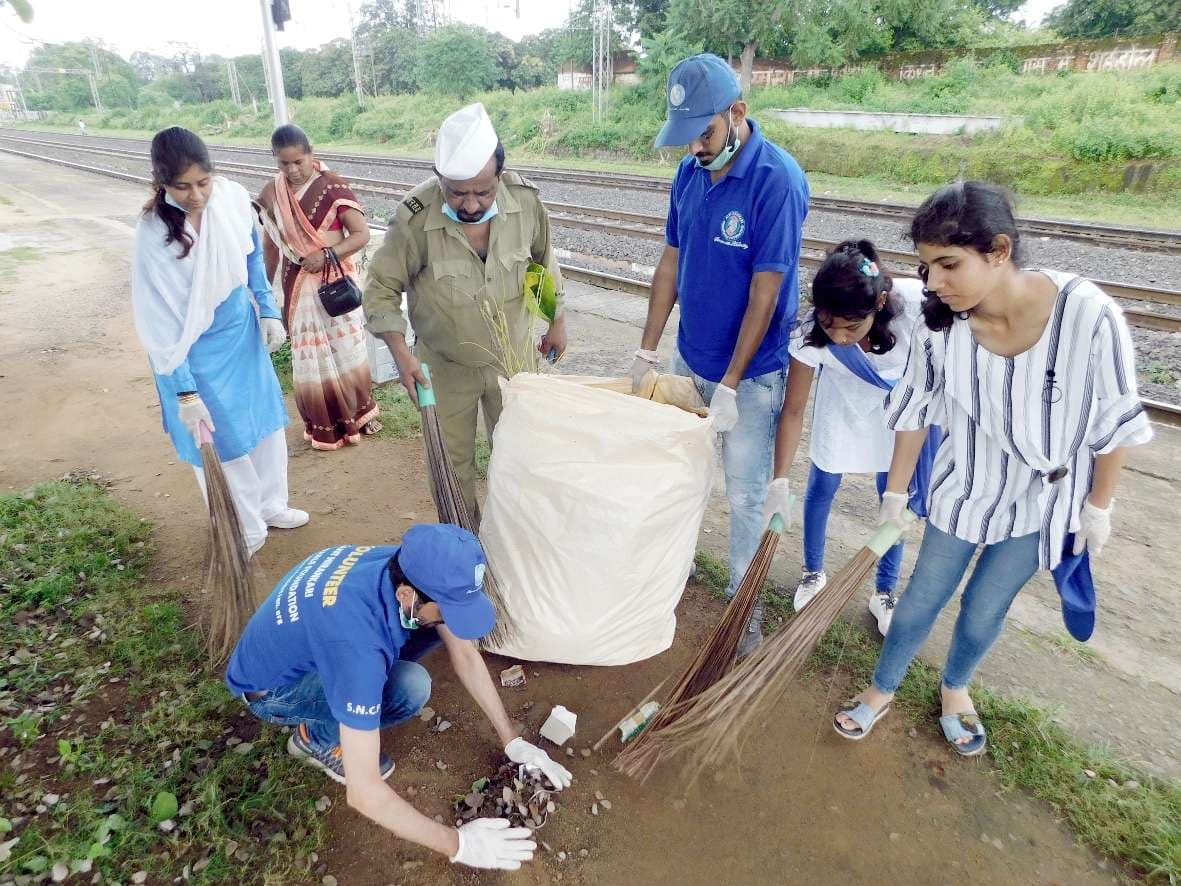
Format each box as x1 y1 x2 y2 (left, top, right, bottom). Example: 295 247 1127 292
655 53 741 148
398 524 496 641
1051 535 1096 642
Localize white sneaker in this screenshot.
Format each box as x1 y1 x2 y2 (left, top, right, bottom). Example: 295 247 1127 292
868 592 898 636
793 570 827 611
266 508 310 530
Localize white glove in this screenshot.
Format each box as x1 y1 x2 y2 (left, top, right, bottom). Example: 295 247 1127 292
762 477 792 532
708 383 738 433
177 395 215 446
631 348 659 393
504 737 573 790
450 818 536 871
260 317 287 354
876 491 909 529
1072 498 1113 556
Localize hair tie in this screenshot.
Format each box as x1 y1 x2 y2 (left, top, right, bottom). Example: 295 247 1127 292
858 257 880 279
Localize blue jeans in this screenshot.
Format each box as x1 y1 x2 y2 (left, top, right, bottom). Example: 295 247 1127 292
803 463 903 593
872 524 1039 694
672 352 787 598
245 628 442 748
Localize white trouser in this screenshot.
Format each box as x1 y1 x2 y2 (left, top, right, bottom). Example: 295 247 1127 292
192 429 289 553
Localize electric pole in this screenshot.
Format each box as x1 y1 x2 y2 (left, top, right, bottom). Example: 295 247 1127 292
259 0 290 125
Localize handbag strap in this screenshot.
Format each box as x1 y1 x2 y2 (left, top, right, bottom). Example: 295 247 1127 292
320 247 345 284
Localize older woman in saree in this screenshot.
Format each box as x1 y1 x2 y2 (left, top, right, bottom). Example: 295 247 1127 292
256 124 381 451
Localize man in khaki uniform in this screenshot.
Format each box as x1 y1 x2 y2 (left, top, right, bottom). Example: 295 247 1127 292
364 103 567 516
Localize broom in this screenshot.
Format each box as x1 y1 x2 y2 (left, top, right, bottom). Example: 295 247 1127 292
613 513 785 778
614 514 912 783
415 363 514 647
197 421 259 666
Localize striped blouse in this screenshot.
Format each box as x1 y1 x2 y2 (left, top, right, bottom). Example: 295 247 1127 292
885 270 1153 570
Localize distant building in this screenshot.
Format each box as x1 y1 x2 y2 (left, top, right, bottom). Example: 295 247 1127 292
0 82 21 112
558 53 639 91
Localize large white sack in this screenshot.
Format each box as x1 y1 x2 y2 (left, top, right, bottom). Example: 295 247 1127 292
480 374 714 665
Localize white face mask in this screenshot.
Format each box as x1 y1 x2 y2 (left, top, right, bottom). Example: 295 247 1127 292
697 111 742 172
163 191 188 213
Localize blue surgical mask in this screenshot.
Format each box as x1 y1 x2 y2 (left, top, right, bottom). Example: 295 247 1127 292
398 598 420 631
163 191 189 213
697 112 742 172
442 201 499 225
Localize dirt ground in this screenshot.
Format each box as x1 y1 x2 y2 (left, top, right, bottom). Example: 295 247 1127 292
0 154 1171 884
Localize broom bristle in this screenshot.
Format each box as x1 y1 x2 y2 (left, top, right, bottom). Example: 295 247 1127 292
200 442 259 666
614 529 780 774
419 403 514 647
614 543 881 783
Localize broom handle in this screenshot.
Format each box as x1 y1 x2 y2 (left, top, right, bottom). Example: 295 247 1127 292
591 677 669 752
865 510 917 556
416 362 436 408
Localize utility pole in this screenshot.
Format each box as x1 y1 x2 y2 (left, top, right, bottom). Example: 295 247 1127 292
591 0 612 123
227 59 243 106
87 43 104 111
346 0 367 107
258 0 290 125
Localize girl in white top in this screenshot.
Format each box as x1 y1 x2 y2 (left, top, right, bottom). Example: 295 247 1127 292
832 181 1152 757
763 240 924 636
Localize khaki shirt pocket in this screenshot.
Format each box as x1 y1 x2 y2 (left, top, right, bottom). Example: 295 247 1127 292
497 247 532 307
431 258 481 308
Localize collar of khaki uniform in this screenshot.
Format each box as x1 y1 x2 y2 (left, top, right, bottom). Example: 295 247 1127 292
423 175 522 232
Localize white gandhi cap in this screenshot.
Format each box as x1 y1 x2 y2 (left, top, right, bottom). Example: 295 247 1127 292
434 102 499 181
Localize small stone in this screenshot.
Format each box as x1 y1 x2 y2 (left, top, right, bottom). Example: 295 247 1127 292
418 707 436 722
322 876 338 886
558 851 567 861
401 861 423 871
132 873 148 885
158 818 176 833
405 786 418 797
192 857 211 873
232 742 254 755
435 760 448 771
315 796 331 813
580 749 591 758
1083 769 1097 778
580 849 589 858
594 791 605 801
433 815 444 823
980 833 990 844
1123 780 1140 791
541 841 553 853
77 859 93 874
889 832 901 842
591 802 599 815
565 748 574 757
52 863 69 883
907 728 918 739
1106 778 1119 788
44 793 61 806
600 799 612 810
435 720 452 733
226 736 242 747
178 801 195 817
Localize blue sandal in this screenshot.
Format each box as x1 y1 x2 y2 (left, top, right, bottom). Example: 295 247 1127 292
939 711 987 757
833 700 891 740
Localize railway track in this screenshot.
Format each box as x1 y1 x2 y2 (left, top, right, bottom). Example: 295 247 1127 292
4 129 1180 254
4 139 1180 430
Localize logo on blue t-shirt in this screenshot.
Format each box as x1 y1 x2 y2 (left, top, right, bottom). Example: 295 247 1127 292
716 210 747 249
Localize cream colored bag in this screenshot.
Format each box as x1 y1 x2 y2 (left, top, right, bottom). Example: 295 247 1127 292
480 374 715 665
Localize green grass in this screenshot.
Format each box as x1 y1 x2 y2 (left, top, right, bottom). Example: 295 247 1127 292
690 547 1180 882
0 246 42 276
0 478 327 884
1142 361 1178 387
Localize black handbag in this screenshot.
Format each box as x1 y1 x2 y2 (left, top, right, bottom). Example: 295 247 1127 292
316 248 363 317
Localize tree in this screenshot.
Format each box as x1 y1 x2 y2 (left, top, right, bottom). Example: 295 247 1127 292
370 27 419 94
300 40 354 97
414 24 500 98
21 41 142 111
1044 0 1180 39
0 0 33 23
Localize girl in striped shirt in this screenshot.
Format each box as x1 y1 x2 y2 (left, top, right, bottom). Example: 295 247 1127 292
833 181 1152 756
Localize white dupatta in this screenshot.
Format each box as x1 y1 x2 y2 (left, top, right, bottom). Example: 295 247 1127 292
131 177 256 375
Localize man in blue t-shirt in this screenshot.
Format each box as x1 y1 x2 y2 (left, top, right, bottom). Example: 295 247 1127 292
631 53 809 657
225 523 570 872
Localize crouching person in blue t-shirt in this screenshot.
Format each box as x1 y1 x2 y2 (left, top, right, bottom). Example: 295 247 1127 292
224 523 571 871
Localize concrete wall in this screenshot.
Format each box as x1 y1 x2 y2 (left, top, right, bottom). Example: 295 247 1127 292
743 30 1179 85
770 107 1012 135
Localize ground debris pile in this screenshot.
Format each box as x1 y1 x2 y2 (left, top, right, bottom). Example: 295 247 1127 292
452 763 559 830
